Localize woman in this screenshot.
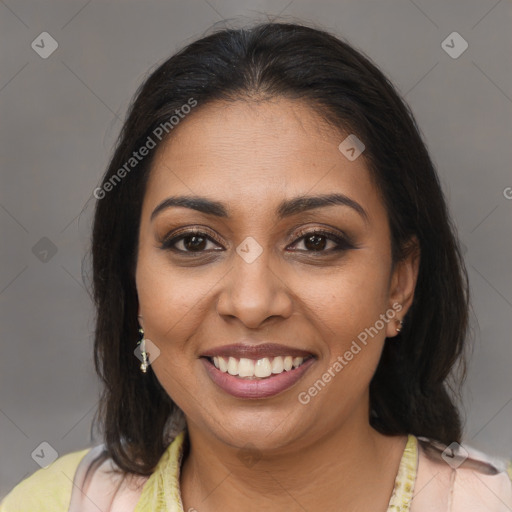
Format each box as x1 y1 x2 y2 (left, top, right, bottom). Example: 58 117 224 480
2 20 511 512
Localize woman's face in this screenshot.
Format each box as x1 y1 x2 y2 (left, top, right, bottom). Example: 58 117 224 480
136 97 418 451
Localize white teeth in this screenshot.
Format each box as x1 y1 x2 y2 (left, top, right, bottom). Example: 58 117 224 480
218 356 228 373
238 358 255 377
212 355 309 378
227 357 238 375
254 357 272 377
292 357 304 368
271 356 284 374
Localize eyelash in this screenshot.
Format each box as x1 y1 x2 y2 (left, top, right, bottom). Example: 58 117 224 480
159 227 356 255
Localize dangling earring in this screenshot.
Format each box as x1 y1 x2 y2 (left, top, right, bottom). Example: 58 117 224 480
396 319 404 333
137 327 149 373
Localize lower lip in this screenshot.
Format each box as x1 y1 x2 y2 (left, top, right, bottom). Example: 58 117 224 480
201 357 315 399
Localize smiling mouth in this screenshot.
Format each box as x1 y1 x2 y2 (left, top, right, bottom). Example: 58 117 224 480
203 355 314 379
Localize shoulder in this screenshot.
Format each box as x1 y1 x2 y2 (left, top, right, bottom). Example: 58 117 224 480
1 443 152 512
413 436 512 511
0 446 91 512
66 443 150 512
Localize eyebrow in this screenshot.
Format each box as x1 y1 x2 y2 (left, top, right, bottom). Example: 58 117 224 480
150 193 369 223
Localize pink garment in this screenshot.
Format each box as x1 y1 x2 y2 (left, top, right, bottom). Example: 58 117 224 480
67 436 512 511
67 445 148 512
411 438 512 511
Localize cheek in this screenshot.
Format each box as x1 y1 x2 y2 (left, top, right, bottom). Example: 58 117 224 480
136 248 213 345
297 253 392 403
306 257 391 343
136 252 210 415
294 268 391 418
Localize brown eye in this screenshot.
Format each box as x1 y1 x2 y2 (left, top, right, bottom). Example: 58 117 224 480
290 229 355 253
303 233 329 251
160 229 223 253
180 234 208 252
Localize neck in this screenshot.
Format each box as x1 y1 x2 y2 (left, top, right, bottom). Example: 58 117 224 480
179 413 407 512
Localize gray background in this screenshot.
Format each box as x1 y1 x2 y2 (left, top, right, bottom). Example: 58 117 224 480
1 0 511 498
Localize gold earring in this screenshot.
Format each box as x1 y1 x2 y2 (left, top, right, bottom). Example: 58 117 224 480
396 320 404 333
138 327 149 373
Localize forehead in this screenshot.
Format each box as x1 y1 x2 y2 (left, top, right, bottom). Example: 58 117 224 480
144 98 383 221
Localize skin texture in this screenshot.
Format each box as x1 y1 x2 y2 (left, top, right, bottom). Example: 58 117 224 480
135 97 420 511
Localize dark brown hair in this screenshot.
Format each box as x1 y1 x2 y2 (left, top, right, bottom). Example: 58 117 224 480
91 20 469 475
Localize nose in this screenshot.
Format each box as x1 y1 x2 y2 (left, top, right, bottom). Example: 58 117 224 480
216 246 293 329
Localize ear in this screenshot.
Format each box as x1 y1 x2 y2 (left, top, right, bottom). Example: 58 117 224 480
385 236 420 338
137 310 144 330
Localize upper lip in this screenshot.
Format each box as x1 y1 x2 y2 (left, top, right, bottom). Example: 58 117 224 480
201 343 314 360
